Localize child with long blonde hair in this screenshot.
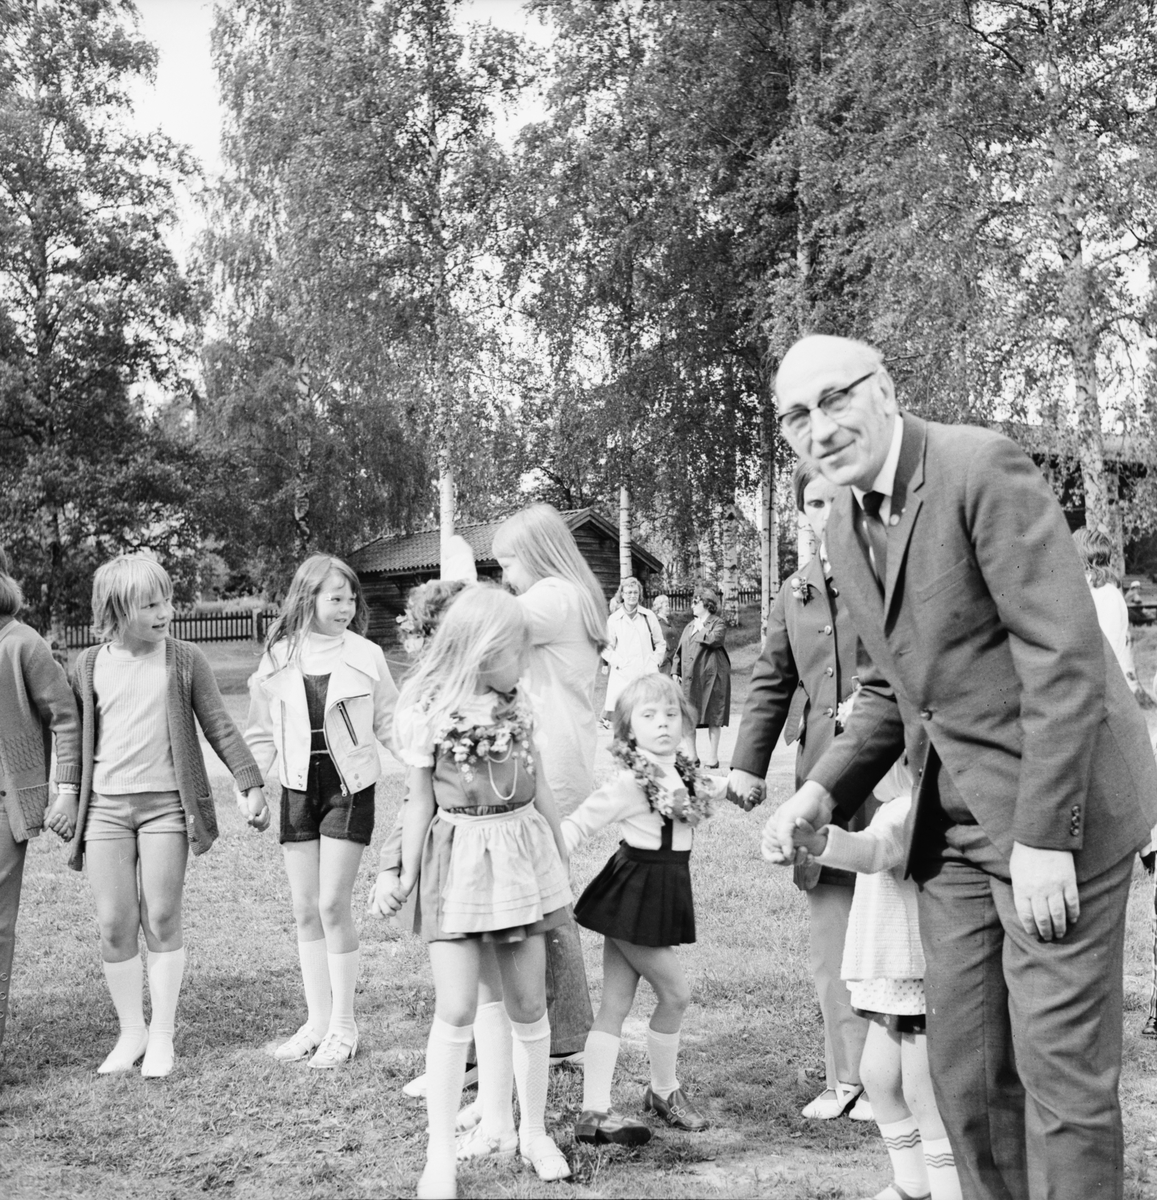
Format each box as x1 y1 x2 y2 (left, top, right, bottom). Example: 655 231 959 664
53 554 266 1077
378 583 572 1199
245 553 398 1069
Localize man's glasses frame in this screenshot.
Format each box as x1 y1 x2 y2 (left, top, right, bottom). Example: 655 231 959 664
776 370 877 440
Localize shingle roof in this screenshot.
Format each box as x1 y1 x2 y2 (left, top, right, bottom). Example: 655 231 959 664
349 507 662 575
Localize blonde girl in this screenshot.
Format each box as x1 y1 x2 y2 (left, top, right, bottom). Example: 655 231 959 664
0 548 81 1060
53 555 266 1078
380 583 572 1199
564 674 716 1145
245 553 398 1069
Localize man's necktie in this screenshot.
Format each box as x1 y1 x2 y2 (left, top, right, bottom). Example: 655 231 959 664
860 490 888 587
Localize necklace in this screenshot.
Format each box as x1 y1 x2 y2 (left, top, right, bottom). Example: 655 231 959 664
609 739 715 827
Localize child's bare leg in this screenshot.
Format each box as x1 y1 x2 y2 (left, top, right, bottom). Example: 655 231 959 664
87 838 148 1071
902 1032 961 1200
861 1022 930 1199
613 939 705 1127
421 940 481 1192
317 837 365 1048
280 841 331 1049
496 935 569 1180
137 831 188 1077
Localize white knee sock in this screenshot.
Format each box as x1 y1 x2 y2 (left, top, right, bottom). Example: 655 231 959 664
473 1000 515 1137
878 1116 930 1197
922 1136 962 1200
425 1017 473 1165
510 1013 551 1144
142 947 185 1076
98 956 147 1072
326 947 359 1038
647 1025 681 1099
298 937 331 1036
581 1030 621 1113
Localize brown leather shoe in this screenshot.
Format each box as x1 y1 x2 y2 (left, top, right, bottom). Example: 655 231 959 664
643 1086 710 1131
574 1109 652 1146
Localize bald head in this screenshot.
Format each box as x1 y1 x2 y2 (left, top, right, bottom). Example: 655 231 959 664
775 335 897 490
775 336 882 404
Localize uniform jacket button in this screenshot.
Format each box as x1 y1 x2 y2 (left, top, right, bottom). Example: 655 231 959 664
825 666 834 676
920 709 933 720
823 624 832 635
830 585 840 596
824 707 834 717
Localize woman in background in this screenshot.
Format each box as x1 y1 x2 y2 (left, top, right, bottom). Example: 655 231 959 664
672 584 731 769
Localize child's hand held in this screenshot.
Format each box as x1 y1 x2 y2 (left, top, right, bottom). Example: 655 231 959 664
244 787 270 831
792 815 829 858
47 790 78 842
368 871 407 917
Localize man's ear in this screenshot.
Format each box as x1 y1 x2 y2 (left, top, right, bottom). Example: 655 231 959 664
876 367 899 412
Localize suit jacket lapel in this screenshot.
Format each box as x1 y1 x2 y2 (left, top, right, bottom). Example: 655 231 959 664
882 413 927 620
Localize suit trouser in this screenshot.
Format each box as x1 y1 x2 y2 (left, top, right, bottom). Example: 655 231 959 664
0 808 29 1056
918 845 1131 1200
807 883 868 1087
544 916 593 1055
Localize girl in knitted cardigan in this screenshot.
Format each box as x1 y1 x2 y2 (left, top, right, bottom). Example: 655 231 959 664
793 761 962 1200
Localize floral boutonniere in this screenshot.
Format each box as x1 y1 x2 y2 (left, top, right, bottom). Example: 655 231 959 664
610 740 717 828
789 574 811 605
434 698 535 784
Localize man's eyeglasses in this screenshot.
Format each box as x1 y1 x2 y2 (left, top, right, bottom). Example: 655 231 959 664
776 370 876 440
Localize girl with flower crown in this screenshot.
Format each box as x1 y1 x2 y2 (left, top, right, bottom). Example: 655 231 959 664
388 583 573 1199
562 672 721 1148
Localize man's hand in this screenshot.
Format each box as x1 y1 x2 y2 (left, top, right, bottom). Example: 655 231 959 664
726 768 766 812
761 781 836 864
1010 842 1079 941
791 817 829 859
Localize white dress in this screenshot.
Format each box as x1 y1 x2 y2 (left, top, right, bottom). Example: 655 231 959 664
603 605 665 713
516 577 601 818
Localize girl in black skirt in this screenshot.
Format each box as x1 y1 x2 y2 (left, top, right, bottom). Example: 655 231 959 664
561 673 720 1146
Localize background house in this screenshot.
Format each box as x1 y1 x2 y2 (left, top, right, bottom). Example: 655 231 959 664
348 507 664 644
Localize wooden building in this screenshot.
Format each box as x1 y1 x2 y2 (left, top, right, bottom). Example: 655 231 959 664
348 507 664 644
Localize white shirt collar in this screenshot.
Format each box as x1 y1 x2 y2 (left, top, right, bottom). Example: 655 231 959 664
852 412 904 507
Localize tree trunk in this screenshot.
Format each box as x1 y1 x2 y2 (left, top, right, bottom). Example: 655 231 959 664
759 394 777 640
619 482 632 581
439 458 455 572
721 503 740 627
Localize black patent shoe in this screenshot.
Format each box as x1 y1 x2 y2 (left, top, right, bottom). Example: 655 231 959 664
1142 1015 1157 1039
643 1085 710 1132
574 1109 652 1146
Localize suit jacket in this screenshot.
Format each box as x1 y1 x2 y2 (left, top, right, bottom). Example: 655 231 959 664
731 551 881 888
809 413 1157 882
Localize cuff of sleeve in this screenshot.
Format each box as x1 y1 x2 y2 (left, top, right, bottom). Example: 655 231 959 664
401 750 435 768
56 763 82 785
233 766 265 792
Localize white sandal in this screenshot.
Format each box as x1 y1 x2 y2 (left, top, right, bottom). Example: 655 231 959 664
520 1133 572 1182
456 1124 518 1161
274 1023 322 1063
416 1160 457 1200
309 1028 358 1070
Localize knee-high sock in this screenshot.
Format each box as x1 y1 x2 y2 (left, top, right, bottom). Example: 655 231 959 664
647 1025 681 1099
878 1116 930 1197
142 947 185 1075
425 1017 473 1164
473 1000 515 1136
298 937 331 1036
510 1013 551 1143
581 1030 621 1113
922 1136 963 1200
99 956 147 1071
104 955 146 1033
327 948 358 1038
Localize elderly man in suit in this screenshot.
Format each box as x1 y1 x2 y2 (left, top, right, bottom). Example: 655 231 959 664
738 334 1157 1200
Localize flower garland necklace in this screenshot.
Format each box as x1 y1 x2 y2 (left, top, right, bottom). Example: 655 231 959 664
610 738 715 827
432 693 535 795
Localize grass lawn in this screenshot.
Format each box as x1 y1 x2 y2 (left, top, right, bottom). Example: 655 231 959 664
3 631 1157 1198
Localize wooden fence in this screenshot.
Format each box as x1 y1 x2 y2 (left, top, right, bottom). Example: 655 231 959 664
64 608 279 649
662 587 761 613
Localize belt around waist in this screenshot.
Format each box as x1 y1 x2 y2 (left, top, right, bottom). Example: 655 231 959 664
438 800 534 825
620 841 690 864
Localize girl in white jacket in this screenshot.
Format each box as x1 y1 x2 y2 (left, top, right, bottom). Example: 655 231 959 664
245 553 399 1069
793 762 962 1200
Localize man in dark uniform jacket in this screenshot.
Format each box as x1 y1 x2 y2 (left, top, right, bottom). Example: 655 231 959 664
751 334 1157 1200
